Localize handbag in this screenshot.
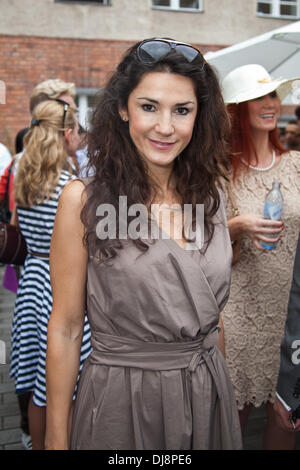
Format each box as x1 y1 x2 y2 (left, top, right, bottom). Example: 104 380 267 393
0 223 27 265
226 181 241 265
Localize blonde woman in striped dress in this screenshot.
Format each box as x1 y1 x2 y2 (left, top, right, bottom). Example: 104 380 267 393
10 100 91 450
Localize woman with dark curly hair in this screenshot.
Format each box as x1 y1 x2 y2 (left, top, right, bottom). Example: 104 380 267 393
45 38 242 450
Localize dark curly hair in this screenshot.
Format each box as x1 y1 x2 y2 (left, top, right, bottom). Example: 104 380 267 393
81 39 230 261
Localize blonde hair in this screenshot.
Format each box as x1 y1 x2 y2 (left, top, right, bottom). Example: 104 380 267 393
15 100 77 207
29 78 76 113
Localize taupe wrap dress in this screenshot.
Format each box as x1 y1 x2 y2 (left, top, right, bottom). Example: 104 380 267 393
70 194 242 450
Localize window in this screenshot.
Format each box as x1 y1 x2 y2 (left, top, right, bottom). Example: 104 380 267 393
152 0 203 12
55 0 111 5
76 89 98 130
257 0 300 18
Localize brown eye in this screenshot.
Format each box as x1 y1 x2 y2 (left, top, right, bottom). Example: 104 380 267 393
142 104 155 112
176 107 189 115
269 91 278 99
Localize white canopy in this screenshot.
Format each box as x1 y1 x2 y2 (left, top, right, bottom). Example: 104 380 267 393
205 20 300 86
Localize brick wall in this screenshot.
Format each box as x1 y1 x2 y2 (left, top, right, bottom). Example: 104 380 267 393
0 35 130 151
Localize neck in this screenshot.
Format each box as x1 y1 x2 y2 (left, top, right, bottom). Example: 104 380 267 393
250 129 273 165
148 163 178 204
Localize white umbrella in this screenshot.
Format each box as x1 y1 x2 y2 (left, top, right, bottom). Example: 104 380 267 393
205 20 300 85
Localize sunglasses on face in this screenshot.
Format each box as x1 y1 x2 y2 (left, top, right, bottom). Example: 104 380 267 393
136 39 206 68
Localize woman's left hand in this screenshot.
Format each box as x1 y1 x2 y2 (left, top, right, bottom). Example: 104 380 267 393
228 213 284 251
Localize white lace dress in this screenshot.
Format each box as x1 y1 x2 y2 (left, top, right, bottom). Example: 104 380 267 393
222 150 300 409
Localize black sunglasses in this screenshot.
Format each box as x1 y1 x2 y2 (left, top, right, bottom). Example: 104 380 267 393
136 39 206 68
53 98 70 132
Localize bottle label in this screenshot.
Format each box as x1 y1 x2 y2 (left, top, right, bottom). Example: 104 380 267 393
263 202 282 220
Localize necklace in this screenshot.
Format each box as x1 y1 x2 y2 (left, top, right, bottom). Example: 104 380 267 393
241 150 276 171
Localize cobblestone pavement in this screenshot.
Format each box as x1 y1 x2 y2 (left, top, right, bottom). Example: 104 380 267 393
0 266 299 450
0 266 22 450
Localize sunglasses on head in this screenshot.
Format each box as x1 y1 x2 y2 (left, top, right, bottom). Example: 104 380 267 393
53 98 70 132
136 38 206 68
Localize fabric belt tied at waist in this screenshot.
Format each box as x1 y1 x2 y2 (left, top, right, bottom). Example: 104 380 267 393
89 327 222 398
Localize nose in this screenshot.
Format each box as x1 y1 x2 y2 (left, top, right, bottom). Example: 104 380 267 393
155 112 174 136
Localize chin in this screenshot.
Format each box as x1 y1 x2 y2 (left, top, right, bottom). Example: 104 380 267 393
152 159 175 168
256 123 277 132
267 125 277 132
265 120 278 130
147 154 177 166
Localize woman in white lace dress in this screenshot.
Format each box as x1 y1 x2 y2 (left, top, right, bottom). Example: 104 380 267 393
221 64 300 449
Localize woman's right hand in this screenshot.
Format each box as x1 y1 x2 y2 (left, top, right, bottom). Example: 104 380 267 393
229 214 284 251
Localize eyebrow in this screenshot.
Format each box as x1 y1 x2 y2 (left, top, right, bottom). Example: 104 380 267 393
137 97 195 106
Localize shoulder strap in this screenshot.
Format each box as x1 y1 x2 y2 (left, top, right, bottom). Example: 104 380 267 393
225 181 240 217
3 160 14 204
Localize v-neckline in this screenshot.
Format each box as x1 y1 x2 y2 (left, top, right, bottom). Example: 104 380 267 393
152 218 202 255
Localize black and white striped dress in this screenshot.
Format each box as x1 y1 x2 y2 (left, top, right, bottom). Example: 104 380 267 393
10 170 92 406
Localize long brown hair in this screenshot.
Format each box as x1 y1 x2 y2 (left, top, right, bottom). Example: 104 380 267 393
82 40 231 261
227 101 284 180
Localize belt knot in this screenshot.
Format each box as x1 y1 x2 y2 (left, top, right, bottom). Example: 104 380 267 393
188 327 220 373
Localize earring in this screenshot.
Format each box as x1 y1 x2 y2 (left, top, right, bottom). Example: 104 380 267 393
122 116 128 122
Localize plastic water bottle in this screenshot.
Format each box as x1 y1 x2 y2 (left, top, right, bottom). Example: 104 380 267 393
261 182 283 250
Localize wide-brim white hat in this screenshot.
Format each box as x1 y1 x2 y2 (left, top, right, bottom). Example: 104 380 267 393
222 64 299 104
